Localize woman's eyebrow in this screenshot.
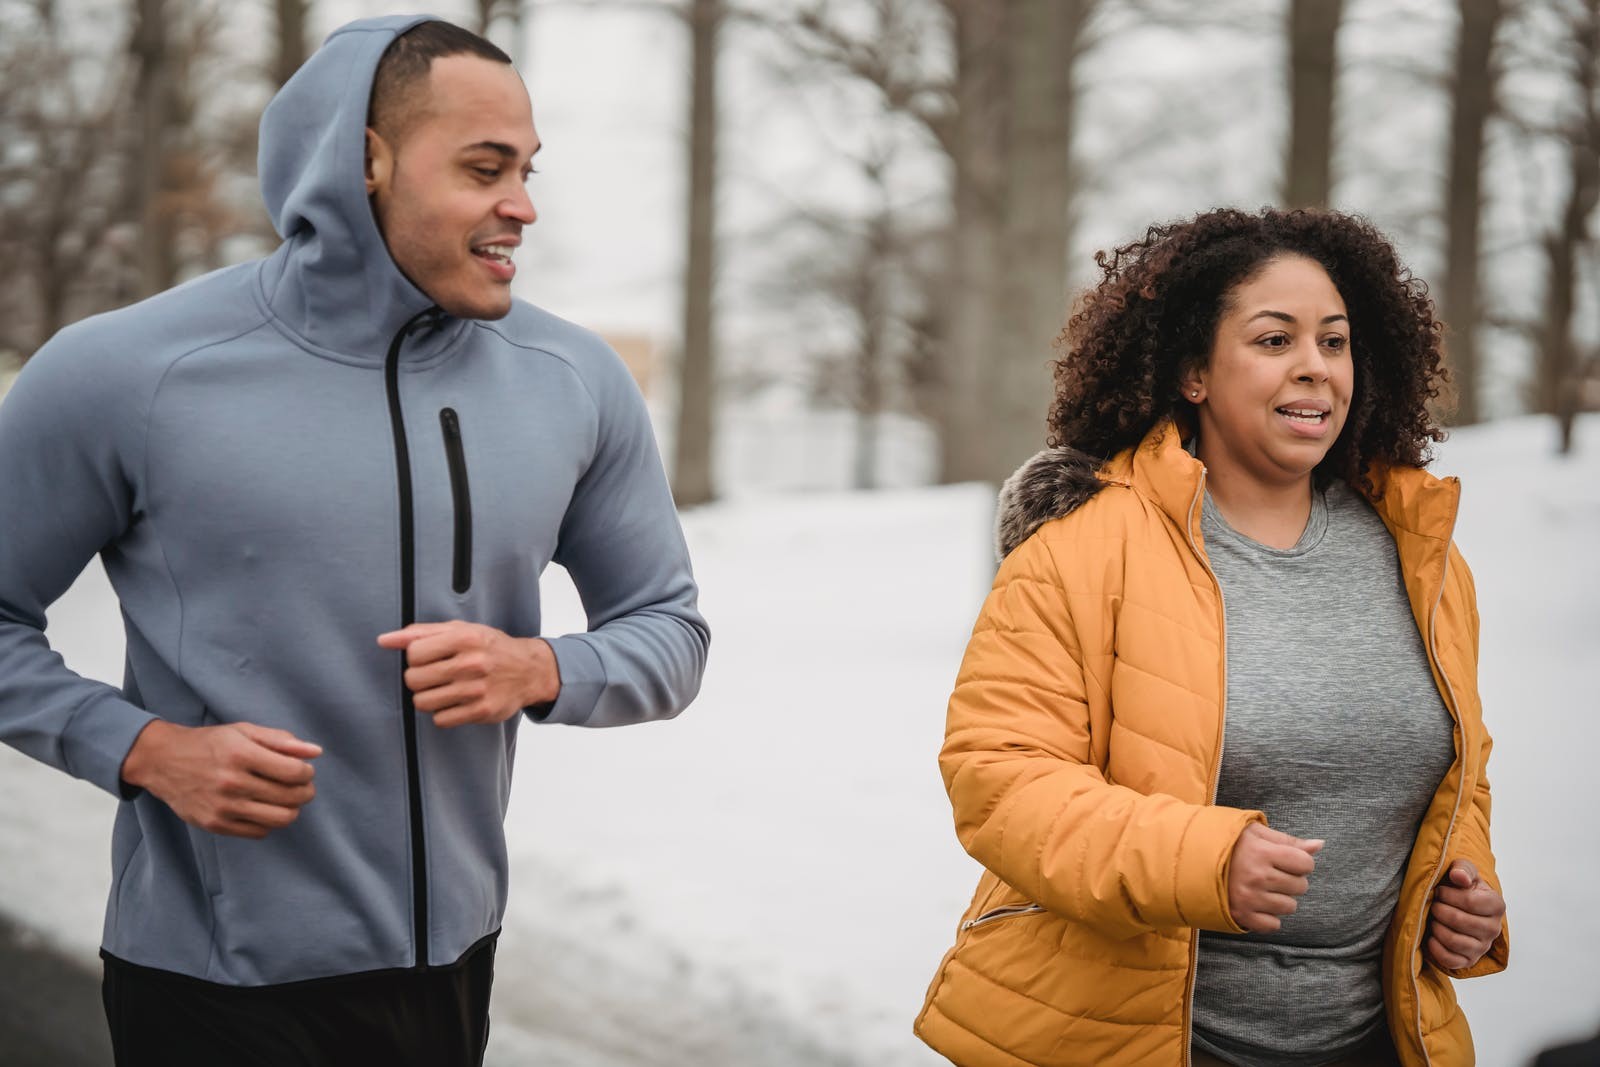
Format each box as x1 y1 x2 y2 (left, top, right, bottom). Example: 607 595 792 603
1245 310 1349 325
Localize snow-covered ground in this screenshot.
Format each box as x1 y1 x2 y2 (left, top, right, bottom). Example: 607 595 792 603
0 414 1595 1065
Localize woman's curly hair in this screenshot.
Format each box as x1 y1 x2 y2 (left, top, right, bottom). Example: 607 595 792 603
1047 207 1449 493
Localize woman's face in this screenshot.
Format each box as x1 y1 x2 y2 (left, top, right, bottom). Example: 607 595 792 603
1185 255 1353 492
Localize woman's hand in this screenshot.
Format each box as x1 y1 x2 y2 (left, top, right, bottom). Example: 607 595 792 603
1425 859 1505 970
1226 823 1324 933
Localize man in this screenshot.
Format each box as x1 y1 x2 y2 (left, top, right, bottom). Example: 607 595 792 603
0 16 708 1066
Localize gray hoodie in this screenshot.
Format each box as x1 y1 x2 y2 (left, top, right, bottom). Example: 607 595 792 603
0 14 708 985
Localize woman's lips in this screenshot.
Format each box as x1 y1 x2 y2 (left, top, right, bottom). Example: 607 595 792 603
1276 406 1332 437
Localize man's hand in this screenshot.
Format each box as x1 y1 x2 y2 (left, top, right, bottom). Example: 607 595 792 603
120 721 320 839
378 621 560 728
1425 858 1505 971
1226 823 1324 933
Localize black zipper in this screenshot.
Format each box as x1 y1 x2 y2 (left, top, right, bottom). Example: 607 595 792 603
383 305 444 969
439 408 473 594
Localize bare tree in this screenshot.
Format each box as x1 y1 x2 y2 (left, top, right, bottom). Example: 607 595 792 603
777 0 1097 484
475 0 528 59
541 0 720 502
132 0 180 297
991 0 1089 480
841 164 898 490
761 142 936 490
1440 0 1503 426
1538 0 1599 453
929 0 1096 482
1284 0 1343 207
0 0 139 361
275 0 308 88
673 0 721 506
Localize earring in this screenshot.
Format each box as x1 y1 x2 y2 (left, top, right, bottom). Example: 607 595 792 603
1190 390 1200 398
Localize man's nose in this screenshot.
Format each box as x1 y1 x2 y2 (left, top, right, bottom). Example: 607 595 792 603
499 184 536 225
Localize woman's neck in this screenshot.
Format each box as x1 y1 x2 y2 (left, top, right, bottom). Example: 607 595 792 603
1199 457 1316 550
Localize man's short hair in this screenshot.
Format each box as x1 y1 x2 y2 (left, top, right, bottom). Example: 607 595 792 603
368 21 514 143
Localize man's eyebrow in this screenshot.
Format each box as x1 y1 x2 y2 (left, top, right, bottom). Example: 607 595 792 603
1246 310 1348 325
460 141 541 159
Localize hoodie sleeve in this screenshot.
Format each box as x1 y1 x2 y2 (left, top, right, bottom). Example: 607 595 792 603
940 530 1263 939
536 349 709 728
0 332 160 797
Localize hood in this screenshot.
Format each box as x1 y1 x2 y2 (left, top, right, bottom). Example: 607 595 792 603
994 421 1201 560
994 445 1111 560
257 14 466 362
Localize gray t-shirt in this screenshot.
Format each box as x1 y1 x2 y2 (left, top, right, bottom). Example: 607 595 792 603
1190 482 1456 1066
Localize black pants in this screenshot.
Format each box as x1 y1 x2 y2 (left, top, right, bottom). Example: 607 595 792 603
101 934 496 1067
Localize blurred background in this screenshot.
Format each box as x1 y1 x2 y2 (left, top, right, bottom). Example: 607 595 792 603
1 0 1597 1065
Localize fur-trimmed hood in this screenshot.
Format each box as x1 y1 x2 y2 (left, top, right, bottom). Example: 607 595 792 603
994 446 1113 560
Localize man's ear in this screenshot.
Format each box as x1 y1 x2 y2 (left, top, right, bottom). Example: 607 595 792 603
365 128 393 197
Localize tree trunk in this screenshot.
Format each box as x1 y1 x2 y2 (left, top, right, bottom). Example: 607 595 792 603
990 0 1088 480
1441 0 1501 426
939 0 1009 484
1542 0 1599 454
673 0 719 507
274 0 307 88
475 0 524 58
853 205 893 490
132 0 177 297
1284 0 1343 208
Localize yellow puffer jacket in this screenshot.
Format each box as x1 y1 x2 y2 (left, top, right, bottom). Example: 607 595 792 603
915 421 1508 1067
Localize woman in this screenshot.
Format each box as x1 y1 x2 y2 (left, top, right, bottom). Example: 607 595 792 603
914 207 1507 1067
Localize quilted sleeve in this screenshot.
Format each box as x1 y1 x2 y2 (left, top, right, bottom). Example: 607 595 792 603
939 531 1263 939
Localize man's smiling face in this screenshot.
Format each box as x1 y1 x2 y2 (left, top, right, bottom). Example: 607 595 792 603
366 54 540 320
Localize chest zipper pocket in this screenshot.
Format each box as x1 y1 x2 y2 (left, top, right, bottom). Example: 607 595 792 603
961 902 1046 932
439 408 473 594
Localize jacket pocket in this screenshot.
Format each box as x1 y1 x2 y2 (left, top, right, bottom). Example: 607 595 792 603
189 707 224 898
440 408 473 594
960 901 1047 933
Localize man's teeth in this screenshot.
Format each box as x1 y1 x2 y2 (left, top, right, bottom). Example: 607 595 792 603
1278 408 1326 422
475 245 514 262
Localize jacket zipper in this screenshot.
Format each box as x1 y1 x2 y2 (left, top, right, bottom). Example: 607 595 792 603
439 408 473 594
1181 467 1228 1067
960 902 1047 932
384 305 445 969
1408 489 1465 1067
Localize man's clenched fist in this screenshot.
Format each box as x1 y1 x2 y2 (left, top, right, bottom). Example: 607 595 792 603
121 721 320 839
378 620 560 728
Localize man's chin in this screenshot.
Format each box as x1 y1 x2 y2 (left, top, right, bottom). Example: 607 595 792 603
439 295 515 321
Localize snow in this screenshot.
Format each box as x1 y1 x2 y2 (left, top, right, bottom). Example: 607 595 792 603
1 414 1596 1064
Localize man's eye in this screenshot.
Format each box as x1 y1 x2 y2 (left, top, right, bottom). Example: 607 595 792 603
473 167 500 179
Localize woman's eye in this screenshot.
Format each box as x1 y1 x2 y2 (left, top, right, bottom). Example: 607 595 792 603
1260 334 1290 348
1322 335 1348 351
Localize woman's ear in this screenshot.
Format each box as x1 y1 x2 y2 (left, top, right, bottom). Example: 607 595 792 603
365 128 393 197
1180 366 1206 404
